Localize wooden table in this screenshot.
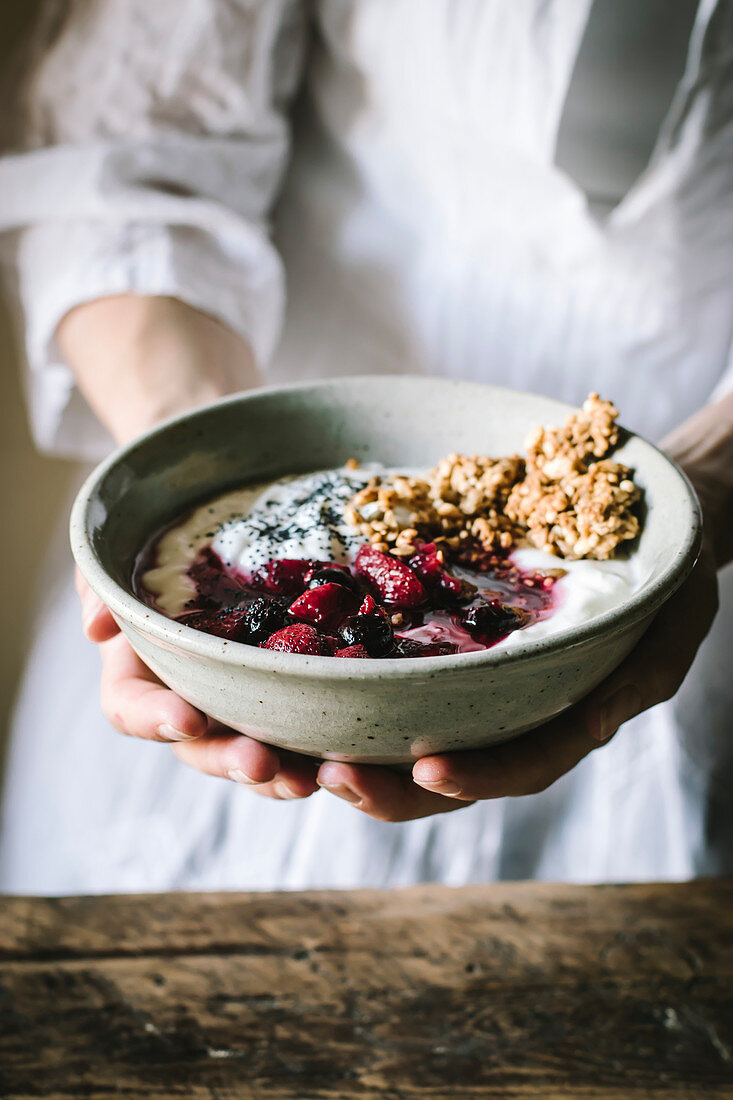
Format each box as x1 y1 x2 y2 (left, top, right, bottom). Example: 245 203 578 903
1 881 731 1099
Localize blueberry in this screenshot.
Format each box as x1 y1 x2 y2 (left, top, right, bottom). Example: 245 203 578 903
339 613 393 657
460 601 526 641
307 567 359 593
241 596 287 643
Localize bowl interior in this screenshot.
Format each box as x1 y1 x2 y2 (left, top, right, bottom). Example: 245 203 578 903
74 377 701 655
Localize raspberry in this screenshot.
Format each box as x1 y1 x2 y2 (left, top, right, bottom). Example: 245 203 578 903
177 606 251 642
334 645 370 658
289 582 358 632
187 547 249 607
261 624 333 656
254 558 314 598
357 594 380 616
354 545 427 609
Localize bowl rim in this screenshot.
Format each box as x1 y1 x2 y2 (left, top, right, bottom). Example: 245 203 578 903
70 376 703 681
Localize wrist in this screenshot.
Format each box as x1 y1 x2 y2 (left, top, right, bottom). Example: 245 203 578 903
58 294 262 445
662 392 733 569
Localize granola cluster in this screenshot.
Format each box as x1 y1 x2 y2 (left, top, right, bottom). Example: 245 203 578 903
346 394 641 561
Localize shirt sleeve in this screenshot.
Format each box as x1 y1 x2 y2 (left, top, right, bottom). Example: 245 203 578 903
0 0 307 458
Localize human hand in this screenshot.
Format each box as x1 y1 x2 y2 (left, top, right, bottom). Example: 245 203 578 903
317 394 732 820
314 395 733 822
78 523 716 813
69 295 322 797
77 570 321 799
314 539 719 820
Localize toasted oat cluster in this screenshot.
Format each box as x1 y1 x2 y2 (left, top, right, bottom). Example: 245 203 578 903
346 394 641 561
345 455 522 557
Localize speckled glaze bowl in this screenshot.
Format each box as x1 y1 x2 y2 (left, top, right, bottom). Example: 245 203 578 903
70 377 701 765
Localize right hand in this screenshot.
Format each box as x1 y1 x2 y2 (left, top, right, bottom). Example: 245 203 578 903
65 296 317 797
77 570 321 800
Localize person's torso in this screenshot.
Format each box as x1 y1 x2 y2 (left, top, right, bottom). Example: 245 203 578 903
271 0 733 441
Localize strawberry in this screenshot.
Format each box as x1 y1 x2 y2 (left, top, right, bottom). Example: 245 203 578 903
354 545 427 609
260 624 333 655
289 582 358 632
334 645 370 658
177 606 251 642
407 542 444 581
253 558 315 597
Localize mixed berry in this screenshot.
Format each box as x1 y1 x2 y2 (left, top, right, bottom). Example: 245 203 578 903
154 542 560 658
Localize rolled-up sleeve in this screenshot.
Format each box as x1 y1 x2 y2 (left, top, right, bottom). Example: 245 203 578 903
0 0 306 457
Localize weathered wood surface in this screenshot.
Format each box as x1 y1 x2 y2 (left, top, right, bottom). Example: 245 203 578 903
1 881 731 1099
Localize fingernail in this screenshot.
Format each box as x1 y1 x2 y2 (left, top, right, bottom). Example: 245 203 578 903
226 767 261 784
273 781 302 800
319 783 362 805
157 723 199 742
414 778 462 796
597 685 642 742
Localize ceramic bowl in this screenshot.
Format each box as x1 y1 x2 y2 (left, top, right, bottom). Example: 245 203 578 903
70 377 701 765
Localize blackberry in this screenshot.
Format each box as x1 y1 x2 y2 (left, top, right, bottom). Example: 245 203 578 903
241 596 287 643
339 612 393 657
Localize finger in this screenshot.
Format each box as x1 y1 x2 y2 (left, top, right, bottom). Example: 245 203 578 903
75 568 119 642
99 632 319 796
412 706 593 800
588 553 718 741
174 733 319 799
100 633 209 742
317 761 468 821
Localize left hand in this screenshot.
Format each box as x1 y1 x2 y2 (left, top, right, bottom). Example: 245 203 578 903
314 536 713 822
315 538 719 820
316 394 733 821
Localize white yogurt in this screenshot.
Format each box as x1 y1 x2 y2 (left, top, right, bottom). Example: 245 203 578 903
212 467 373 575
142 466 640 639
493 548 637 651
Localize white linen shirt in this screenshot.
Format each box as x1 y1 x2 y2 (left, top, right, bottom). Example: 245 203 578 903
0 0 732 893
1 0 732 453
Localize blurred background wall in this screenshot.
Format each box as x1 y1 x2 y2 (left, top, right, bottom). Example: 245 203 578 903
0 299 80 761
1 2 81 763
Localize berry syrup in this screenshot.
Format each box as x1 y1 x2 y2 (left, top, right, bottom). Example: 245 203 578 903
136 539 561 658
396 565 558 653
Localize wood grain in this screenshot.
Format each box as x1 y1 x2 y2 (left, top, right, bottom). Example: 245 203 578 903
1 881 731 1098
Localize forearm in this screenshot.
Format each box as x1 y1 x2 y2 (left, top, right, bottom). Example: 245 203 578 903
662 392 733 569
57 295 261 445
